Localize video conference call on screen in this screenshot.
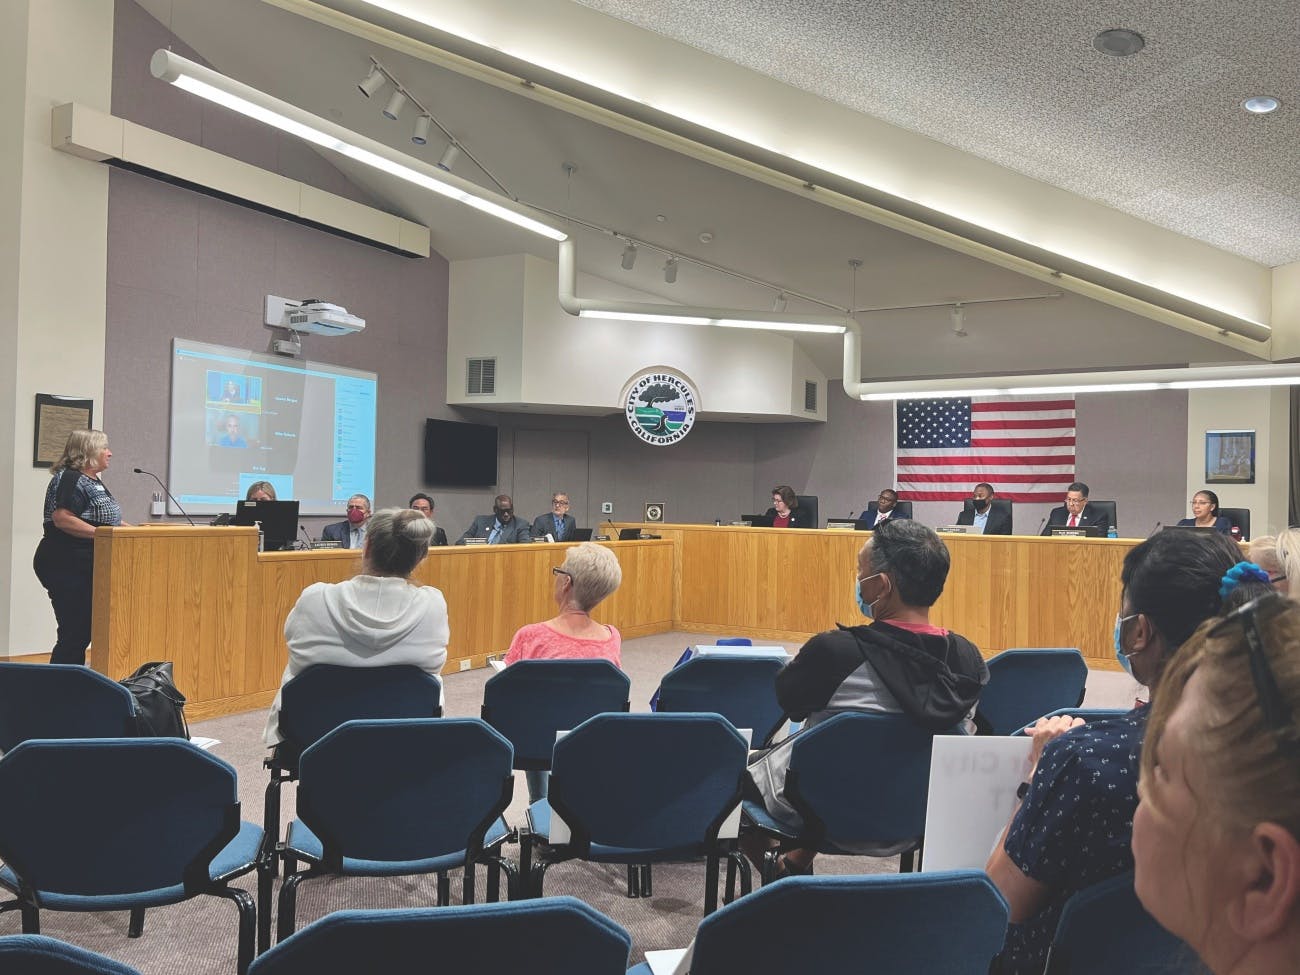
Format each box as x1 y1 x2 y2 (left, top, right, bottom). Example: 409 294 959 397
169 338 377 516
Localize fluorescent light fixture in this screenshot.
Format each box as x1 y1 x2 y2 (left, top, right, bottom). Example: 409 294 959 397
578 309 710 325
862 389 1005 401
714 318 846 334
150 49 568 242
412 115 432 146
382 88 407 120
358 64 386 98
1006 382 1162 395
1167 376 1300 389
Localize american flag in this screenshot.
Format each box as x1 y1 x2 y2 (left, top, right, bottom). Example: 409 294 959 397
896 396 1076 502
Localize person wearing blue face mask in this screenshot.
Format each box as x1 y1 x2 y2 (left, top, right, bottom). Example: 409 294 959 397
986 528 1245 975
742 519 989 877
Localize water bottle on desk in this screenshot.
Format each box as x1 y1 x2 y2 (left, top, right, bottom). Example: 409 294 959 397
1107 525 1118 539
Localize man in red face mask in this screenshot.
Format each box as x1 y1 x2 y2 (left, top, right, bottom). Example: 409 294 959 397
321 494 371 548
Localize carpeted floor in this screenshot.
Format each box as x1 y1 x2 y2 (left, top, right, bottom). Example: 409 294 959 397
0 631 1140 973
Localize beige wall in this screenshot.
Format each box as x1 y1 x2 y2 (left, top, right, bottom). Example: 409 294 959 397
0 0 114 655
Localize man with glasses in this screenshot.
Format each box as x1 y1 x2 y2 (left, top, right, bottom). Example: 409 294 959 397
409 493 448 546
1041 481 1108 535
985 529 1244 974
532 493 577 542
457 493 530 545
321 493 371 549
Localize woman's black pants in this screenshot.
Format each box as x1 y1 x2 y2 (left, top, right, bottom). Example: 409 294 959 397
33 538 94 666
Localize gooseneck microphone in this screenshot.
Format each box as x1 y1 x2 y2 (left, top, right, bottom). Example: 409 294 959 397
299 525 314 550
1036 516 1048 535
132 468 196 526
1148 521 1163 537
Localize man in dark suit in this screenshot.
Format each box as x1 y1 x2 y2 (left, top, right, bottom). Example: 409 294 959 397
457 493 531 544
956 483 1012 535
1042 481 1108 535
409 492 449 546
321 493 370 548
861 489 910 529
531 492 578 541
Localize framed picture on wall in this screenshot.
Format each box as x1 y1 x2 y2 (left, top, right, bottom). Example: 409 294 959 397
33 393 94 468
1205 430 1256 484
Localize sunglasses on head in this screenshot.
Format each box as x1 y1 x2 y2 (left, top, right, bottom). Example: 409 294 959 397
1208 592 1300 758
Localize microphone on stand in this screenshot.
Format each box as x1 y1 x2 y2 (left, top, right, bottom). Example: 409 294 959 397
1148 521 1163 537
132 468 195 526
299 525 314 550
847 511 857 520
1036 516 1048 536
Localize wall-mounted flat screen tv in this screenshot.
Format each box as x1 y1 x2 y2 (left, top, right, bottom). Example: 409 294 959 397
423 418 498 487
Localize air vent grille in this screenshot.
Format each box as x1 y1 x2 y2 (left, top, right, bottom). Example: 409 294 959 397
804 380 818 413
467 357 496 395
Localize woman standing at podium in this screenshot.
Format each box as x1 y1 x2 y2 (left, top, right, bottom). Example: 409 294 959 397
32 429 123 665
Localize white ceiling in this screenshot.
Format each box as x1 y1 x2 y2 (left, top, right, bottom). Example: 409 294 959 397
134 0 1267 382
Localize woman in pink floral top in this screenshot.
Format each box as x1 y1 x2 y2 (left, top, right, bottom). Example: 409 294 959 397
504 542 623 666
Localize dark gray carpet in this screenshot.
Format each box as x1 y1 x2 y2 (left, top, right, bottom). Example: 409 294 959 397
0 632 1137 973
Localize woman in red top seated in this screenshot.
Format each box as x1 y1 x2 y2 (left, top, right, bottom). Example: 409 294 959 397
765 484 814 528
504 541 623 666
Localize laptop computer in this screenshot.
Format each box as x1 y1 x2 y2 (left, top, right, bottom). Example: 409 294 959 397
569 528 593 542
618 528 644 540
741 514 775 528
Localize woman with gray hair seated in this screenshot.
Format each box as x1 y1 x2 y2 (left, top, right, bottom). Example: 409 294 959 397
264 508 448 745
504 541 623 667
1248 527 1300 599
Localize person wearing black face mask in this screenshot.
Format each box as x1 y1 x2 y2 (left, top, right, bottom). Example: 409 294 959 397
956 483 1012 535
457 493 531 545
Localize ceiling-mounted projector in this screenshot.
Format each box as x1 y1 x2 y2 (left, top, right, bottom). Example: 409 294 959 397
264 295 365 336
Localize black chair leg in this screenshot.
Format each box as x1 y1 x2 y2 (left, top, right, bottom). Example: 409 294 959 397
128 907 145 938
462 861 476 906
704 854 720 916
900 849 915 873
262 778 282 877
277 873 305 944
493 857 518 901
626 863 639 898
437 870 450 907
518 830 533 889
533 860 551 898
257 855 274 953
724 854 737 903
212 885 256 975
487 858 501 902
760 848 781 885
641 864 653 898
20 904 39 934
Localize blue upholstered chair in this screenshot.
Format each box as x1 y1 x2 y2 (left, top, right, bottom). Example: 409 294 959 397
975 648 1088 735
250 898 631 975
0 663 137 752
0 935 143 975
0 738 265 974
741 712 945 882
626 871 1009 975
1045 871 1191 974
1017 707 1131 732
276 718 515 942
527 712 750 915
654 653 787 747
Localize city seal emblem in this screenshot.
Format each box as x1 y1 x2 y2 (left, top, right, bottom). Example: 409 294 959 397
624 370 698 446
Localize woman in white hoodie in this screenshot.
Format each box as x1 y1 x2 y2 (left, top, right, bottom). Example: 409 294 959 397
264 507 448 744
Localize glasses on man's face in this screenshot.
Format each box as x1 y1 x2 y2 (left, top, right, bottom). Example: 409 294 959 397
552 499 569 507
347 504 367 511
1208 592 1299 755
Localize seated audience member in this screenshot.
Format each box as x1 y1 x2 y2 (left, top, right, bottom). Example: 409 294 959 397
861 489 909 528
321 494 370 548
764 484 815 528
985 529 1245 975
744 519 988 876
531 492 577 541
956 482 1012 535
1177 489 1233 534
458 494 531 545
245 481 276 502
1132 587 1300 975
1248 528 1300 598
504 542 623 667
409 492 448 546
1041 481 1108 534
263 508 447 745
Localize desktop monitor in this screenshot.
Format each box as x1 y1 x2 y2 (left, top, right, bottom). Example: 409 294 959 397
234 499 299 551
741 514 775 527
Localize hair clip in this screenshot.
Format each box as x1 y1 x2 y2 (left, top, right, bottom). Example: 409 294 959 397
1219 561 1271 599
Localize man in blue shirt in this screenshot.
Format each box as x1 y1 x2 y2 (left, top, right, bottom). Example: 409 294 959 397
956 482 1011 535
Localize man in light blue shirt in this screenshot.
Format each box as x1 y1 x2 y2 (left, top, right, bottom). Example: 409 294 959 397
956 483 1013 535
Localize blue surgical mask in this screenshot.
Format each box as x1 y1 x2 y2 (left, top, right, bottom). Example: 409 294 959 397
856 573 883 618
1114 613 1136 676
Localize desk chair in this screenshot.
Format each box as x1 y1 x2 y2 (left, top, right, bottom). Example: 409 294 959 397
1045 871 1190 974
865 499 914 521
975 648 1088 736
795 495 818 528
0 935 143 975
1087 500 1118 533
1220 506 1250 540
655 654 786 747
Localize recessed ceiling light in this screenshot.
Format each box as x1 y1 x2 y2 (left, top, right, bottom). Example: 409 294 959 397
1243 96 1281 114
1093 28 1145 57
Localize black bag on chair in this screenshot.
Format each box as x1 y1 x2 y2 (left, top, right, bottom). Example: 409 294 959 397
120 661 190 739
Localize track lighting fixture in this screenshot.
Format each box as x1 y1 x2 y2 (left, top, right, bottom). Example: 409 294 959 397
663 258 678 284
772 292 788 312
412 115 432 146
620 242 638 271
437 142 461 171
382 88 407 121
357 64 386 98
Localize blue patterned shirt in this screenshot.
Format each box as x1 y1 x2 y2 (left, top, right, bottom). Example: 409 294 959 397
995 706 1148 974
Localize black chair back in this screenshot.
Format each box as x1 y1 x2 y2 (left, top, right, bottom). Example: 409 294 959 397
866 500 914 519
1087 500 1117 532
796 495 819 528
961 498 1013 531
1220 507 1250 540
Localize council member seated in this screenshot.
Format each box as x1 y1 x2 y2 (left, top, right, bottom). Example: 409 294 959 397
764 485 815 528
409 492 448 546
531 492 577 541
1132 590 1300 975
245 481 276 502
321 494 371 548
1249 528 1300 598
861 489 909 528
956 483 1012 535
984 529 1246 974
457 494 531 545
1041 481 1108 534
1176 489 1233 534
742 519 988 877
263 508 448 745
